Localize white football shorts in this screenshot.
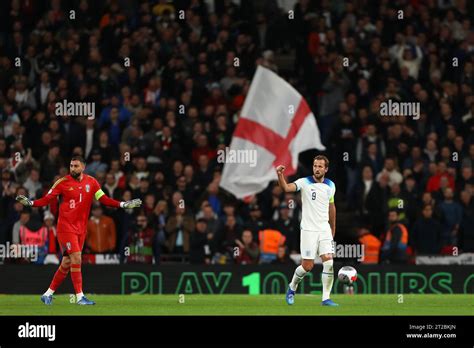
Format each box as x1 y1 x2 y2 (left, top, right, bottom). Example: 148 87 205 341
300 223 334 260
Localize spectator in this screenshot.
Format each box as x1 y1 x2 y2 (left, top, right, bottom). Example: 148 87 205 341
438 188 463 249
380 209 408 264
423 139 439 163
192 134 216 167
220 201 244 227
459 190 474 252
84 149 108 176
23 168 42 199
33 71 52 107
318 60 351 141
411 205 442 255
355 166 389 236
376 158 403 187
195 154 213 191
127 213 155 264
356 124 386 165
39 143 63 183
165 206 194 254
151 200 168 263
258 228 286 264
456 166 473 193
213 214 242 258
432 176 452 203
16 210 48 264
271 245 293 265
86 205 117 253
357 225 381 264
395 39 423 79
103 173 122 201
274 202 299 254
14 75 36 109
361 143 384 176
403 146 427 170
331 112 357 205
189 218 212 264
235 229 259 265
387 183 407 222
200 181 223 217
401 175 419 224
12 210 31 244
144 77 162 106
426 162 455 193
196 202 219 237
244 204 266 238
175 175 193 207
100 107 126 149
1 103 21 139
43 211 59 256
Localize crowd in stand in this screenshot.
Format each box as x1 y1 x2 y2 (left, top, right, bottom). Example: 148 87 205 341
0 0 473 265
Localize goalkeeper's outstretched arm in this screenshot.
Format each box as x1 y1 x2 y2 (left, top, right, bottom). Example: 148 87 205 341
95 189 142 209
17 177 66 207
16 190 59 207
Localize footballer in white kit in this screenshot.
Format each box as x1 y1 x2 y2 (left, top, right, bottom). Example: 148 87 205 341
276 155 338 306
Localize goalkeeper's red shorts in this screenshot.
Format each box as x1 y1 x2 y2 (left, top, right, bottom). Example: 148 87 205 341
57 233 86 255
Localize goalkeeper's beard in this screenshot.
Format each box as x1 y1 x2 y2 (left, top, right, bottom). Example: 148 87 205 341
70 171 81 179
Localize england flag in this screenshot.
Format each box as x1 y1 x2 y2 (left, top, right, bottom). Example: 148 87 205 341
219 65 326 199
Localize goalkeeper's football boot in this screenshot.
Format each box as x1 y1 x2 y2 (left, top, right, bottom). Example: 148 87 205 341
77 296 95 305
286 286 296 305
321 299 339 306
40 295 53 305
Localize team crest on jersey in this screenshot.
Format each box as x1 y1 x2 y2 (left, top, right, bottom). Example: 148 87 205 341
66 242 71 250
85 184 90 192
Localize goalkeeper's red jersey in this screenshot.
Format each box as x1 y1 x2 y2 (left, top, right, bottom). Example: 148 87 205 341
33 174 120 235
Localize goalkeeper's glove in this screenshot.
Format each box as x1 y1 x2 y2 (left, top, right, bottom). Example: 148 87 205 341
120 199 142 209
16 195 33 207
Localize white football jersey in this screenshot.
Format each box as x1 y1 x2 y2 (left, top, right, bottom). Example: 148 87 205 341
293 176 336 231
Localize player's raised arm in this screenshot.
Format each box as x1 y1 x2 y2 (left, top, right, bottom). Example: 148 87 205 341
16 177 66 207
276 165 297 192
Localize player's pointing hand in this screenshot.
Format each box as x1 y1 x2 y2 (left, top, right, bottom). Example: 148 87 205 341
121 198 142 209
276 165 286 174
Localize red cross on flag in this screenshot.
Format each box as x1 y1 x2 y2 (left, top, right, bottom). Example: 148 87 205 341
219 65 325 199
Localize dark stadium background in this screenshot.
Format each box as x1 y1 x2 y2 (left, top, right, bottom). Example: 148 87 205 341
0 0 473 295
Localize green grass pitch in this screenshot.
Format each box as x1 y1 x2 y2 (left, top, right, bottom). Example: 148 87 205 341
0 294 472 315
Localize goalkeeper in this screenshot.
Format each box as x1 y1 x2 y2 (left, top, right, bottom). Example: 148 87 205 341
16 156 142 305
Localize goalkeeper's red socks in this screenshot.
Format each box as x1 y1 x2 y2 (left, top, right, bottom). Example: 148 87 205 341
70 263 83 300
45 264 70 295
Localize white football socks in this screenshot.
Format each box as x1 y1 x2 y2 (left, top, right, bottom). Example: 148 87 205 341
44 288 54 296
322 259 334 301
289 265 308 291
76 292 84 301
